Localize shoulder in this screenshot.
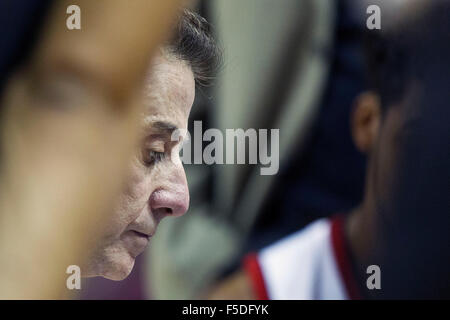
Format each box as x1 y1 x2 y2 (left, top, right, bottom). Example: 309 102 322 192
252 218 333 299
260 218 331 263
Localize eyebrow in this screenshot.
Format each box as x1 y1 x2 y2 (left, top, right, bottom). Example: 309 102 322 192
144 120 179 141
151 121 178 133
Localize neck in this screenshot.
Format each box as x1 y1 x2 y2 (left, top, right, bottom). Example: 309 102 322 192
345 169 382 298
346 198 377 267
346 151 381 268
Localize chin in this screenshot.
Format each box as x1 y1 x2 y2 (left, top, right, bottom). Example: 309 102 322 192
99 253 136 281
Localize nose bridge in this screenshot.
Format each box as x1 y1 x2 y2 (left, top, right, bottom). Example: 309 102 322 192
150 161 189 217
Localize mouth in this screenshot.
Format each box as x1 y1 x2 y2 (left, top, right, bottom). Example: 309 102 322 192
131 230 151 240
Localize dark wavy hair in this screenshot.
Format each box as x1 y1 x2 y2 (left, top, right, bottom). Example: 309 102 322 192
167 9 222 87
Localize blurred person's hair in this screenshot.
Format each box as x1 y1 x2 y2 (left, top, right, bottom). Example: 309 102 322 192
167 9 222 87
0 1 53 96
362 1 450 111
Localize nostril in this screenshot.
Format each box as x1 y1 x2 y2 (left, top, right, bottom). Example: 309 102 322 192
152 207 173 220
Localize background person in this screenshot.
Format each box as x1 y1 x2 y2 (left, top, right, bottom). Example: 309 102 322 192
207 0 450 299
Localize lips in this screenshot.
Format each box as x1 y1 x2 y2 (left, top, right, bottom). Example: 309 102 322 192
132 230 151 239
129 223 156 239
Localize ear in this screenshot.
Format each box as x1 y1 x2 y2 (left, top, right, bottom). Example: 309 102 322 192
351 91 382 154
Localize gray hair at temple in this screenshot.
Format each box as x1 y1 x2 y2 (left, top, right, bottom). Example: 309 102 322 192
166 9 222 87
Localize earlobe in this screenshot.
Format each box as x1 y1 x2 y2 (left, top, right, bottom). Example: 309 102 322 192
351 91 381 154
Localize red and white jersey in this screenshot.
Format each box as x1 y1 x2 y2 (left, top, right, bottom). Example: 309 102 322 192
243 216 362 300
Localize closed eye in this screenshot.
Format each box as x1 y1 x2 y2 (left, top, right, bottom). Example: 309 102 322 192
144 150 166 166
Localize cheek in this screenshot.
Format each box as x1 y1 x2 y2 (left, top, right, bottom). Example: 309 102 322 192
112 163 154 228
381 113 403 169
373 112 405 200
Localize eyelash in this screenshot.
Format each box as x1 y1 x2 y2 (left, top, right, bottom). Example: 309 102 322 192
145 151 166 166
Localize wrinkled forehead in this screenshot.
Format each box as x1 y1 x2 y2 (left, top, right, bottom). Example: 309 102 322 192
142 52 195 130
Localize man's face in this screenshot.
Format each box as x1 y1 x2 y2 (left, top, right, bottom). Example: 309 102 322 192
369 88 421 214
85 53 194 280
352 88 420 212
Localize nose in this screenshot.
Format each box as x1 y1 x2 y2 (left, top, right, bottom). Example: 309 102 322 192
149 186 189 218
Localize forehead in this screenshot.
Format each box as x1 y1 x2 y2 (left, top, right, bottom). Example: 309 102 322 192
142 53 195 130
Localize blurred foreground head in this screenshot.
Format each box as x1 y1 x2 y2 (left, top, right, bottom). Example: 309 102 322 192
356 0 450 298
0 0 186 298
